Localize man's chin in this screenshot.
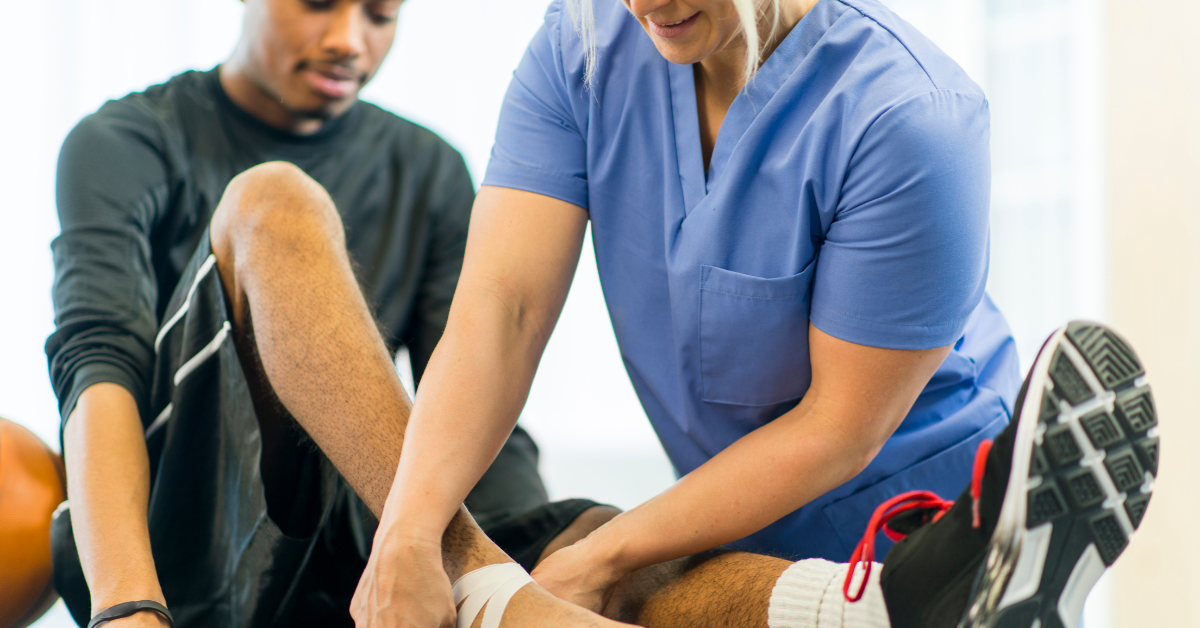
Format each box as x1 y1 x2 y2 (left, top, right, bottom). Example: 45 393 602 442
290 97 356 123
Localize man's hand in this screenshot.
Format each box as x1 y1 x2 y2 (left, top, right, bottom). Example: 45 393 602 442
530 536 626 614
350 536 455 628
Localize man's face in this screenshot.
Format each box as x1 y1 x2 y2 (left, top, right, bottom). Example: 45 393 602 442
241 0 402 120
624 0 742 66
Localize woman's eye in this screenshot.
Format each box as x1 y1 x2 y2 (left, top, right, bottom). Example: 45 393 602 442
303 0 335 9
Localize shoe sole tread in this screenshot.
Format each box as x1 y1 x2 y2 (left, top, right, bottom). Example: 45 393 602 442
967 322 1157 628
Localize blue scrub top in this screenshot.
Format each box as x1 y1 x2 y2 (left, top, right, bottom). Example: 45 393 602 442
484 0 1022 561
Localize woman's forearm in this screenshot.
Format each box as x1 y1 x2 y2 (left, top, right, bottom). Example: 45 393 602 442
64 383 167 616
373 187 589 546
378 288 552 541
588 399 879 573
585 327 951 575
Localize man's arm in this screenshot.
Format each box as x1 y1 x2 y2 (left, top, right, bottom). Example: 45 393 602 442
64 384 169 627
48 103 172 624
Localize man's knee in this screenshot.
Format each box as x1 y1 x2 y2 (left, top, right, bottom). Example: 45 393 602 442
210 161 343 265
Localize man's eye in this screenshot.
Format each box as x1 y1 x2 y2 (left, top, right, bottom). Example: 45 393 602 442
303 0 334 9
368 11 397 25
367 1 400 24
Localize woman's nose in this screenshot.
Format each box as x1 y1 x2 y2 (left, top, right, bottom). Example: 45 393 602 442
627 0 680 19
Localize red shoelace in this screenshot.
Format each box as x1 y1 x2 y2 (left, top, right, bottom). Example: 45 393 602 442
842 439 993 602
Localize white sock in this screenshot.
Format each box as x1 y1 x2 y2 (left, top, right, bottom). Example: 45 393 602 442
767 559 891 628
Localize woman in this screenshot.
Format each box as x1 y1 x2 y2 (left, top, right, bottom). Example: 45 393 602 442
366 0 1018 618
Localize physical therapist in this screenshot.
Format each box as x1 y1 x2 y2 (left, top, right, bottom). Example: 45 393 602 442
363 0 1019 618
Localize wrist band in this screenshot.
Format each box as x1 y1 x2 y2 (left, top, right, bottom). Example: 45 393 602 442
88 600 174 628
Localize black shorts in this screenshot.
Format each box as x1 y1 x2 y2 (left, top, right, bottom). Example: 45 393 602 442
51 234 601 627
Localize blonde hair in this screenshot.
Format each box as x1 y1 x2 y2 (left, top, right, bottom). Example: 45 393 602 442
565 0 784 84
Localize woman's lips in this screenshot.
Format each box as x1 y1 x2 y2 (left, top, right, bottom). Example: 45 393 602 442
647 12 700 39
303 68 359 99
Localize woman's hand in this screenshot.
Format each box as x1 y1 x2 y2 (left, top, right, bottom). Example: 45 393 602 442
350 535 455 628
530 536 627 613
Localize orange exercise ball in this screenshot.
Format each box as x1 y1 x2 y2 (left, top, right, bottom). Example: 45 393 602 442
0 418 65 628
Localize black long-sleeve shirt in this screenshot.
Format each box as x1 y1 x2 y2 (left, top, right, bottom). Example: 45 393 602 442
47 68 474 427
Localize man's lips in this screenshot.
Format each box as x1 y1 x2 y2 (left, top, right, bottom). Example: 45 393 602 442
647 12 700 38
301 65 363 99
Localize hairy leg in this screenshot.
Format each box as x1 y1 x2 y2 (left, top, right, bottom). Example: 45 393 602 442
209 162 622 627
231 307 327 536
445 509 623 628
210 161 407 515
607 551 792 628
545 506 792 628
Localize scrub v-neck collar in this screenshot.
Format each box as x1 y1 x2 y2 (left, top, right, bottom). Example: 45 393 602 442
666 0 843 214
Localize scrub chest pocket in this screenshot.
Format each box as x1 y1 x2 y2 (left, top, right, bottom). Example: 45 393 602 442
699 262 816 406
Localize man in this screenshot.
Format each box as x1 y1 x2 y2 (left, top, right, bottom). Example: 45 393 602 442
47 0 603 625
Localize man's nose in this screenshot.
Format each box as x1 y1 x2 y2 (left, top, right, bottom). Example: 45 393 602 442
321 2 368 59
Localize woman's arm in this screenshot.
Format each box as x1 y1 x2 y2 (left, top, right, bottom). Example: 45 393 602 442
532 325 951 610
370 185 588 565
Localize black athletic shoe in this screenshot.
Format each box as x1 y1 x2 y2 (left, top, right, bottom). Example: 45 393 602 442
846 321 1158 628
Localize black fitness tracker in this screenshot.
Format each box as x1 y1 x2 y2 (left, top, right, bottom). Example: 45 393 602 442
87 600 174 628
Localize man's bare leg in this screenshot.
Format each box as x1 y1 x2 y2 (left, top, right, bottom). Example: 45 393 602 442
536 506 793 628
543 507 889 628
444 508 624 628
606 551 791 628
208 161 624 627
210 161 407 514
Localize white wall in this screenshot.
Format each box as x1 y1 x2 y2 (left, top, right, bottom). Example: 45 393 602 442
0 0 244 454
1106 0 1200 624
3 3 242 625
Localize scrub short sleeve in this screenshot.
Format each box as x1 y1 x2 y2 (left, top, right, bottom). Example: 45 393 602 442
482 3 589 210
810 90 991 350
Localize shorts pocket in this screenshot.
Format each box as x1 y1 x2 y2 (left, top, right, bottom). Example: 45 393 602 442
699 262 816 406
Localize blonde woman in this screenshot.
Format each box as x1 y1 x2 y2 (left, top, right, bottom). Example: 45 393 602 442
352 1 1158 627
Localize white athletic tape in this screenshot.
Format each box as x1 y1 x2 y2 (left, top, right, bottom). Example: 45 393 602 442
451 563 534 628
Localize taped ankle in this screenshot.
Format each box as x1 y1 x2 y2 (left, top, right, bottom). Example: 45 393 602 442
451 563 534 628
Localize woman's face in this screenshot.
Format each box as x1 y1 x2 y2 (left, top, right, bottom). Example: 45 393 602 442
624 0 744 66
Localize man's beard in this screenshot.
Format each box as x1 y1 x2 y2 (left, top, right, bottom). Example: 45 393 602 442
291 104 340 122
